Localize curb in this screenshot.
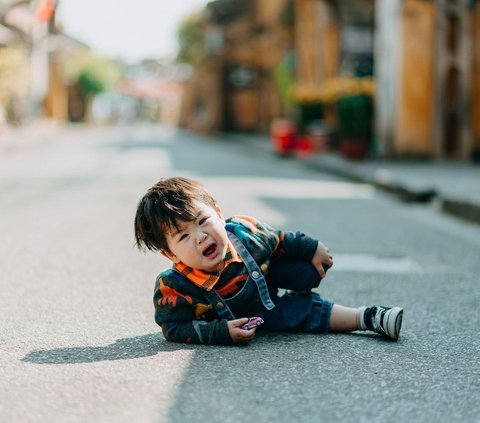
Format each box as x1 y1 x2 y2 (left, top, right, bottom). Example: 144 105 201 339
272 147 480 224
441 199 480 225
214 134 480 226
301 155 437 203
299 153 480 226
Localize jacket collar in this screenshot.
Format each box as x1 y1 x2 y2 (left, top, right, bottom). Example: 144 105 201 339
173 241 242 291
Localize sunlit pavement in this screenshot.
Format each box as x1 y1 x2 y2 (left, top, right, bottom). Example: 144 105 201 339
1 124 479 422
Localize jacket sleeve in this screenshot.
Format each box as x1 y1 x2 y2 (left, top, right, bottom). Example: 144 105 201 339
227 215 319 262
253 218 318 261
273 230 319 261
153 274 234 345
159 319 233 345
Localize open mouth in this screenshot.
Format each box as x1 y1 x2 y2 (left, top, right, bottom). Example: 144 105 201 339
202 243 217 258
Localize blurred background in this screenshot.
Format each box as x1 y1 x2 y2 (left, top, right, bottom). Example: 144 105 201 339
0 0 479 161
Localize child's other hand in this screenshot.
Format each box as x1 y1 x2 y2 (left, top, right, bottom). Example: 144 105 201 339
311 241 333 278
227 318 257 344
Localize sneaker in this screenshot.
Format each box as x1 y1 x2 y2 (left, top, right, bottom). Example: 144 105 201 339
363 306 403 341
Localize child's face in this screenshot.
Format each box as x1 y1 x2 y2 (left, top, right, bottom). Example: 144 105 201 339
163 201 229 273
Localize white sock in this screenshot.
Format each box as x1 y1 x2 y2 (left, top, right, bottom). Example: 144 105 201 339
358 306 367 331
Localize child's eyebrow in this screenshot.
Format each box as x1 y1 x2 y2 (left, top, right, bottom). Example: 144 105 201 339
171 212 202 236
171 226 186 237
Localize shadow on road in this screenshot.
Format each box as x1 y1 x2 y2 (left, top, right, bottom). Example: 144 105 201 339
21 332 193 364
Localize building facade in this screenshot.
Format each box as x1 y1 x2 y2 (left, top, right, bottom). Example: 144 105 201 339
294 0 480 160
179 0 292 133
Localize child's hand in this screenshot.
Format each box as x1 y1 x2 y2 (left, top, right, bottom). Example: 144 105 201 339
311 241 333 278
227 318 257 344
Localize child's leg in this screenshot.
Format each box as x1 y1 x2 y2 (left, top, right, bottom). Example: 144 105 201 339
261 290 333 333
264 260 403 340
266 259 321 292
329 304 404 340
328 304 361 332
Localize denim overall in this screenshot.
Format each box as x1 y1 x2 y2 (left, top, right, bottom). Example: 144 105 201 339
204 232 333 333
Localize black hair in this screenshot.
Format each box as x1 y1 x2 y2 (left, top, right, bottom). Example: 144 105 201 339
134 177 217 253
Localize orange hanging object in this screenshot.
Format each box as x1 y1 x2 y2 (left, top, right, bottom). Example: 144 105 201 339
36 0 55 22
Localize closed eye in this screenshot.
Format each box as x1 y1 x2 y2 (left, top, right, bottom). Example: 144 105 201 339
199 217 209 225
178 233 188 241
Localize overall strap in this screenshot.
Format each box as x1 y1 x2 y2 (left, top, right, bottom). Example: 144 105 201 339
204 289 236 321
227 231 275 311
171 269 236 320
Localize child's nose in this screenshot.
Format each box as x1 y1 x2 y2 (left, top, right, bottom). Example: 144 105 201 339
196 231 207 244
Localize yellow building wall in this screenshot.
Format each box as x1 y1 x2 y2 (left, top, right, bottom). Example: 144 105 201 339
294 0 339 85
395 0 435 155
295 0 317 84
44 60 68 121
255 0 288 26
473 5 480 151
317 1 340 82
180 60 223 133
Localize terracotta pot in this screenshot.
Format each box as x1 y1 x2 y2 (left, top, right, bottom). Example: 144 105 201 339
339 138 368 160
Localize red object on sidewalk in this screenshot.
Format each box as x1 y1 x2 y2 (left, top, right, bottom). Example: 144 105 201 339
270 119 296 155
295 136 315 154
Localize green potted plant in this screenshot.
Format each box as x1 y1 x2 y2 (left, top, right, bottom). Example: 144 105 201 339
336 93 373 160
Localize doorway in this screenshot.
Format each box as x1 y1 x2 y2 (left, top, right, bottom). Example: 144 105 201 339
434 0 472 160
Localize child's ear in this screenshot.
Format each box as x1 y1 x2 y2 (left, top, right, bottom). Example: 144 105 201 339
214 204 224 219
160 248 178 263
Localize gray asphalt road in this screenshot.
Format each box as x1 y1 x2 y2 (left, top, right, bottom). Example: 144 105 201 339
1 124 479 422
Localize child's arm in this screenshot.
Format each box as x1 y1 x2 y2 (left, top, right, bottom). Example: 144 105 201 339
160 318 257 345
227 215 320 261
160 319 234 345
227 215 332 278
263 222 333 277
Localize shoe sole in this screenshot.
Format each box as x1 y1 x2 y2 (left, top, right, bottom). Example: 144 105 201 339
386 307 403 341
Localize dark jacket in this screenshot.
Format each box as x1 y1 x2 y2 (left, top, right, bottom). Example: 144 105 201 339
153 215 318 345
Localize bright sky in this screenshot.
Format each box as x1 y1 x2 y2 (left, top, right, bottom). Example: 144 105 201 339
56 0 210 62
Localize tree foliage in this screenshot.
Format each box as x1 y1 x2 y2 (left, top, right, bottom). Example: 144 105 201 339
65 51 122 96
176 12 206 66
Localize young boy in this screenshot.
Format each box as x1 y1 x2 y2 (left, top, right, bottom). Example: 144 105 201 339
134 177 403 345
